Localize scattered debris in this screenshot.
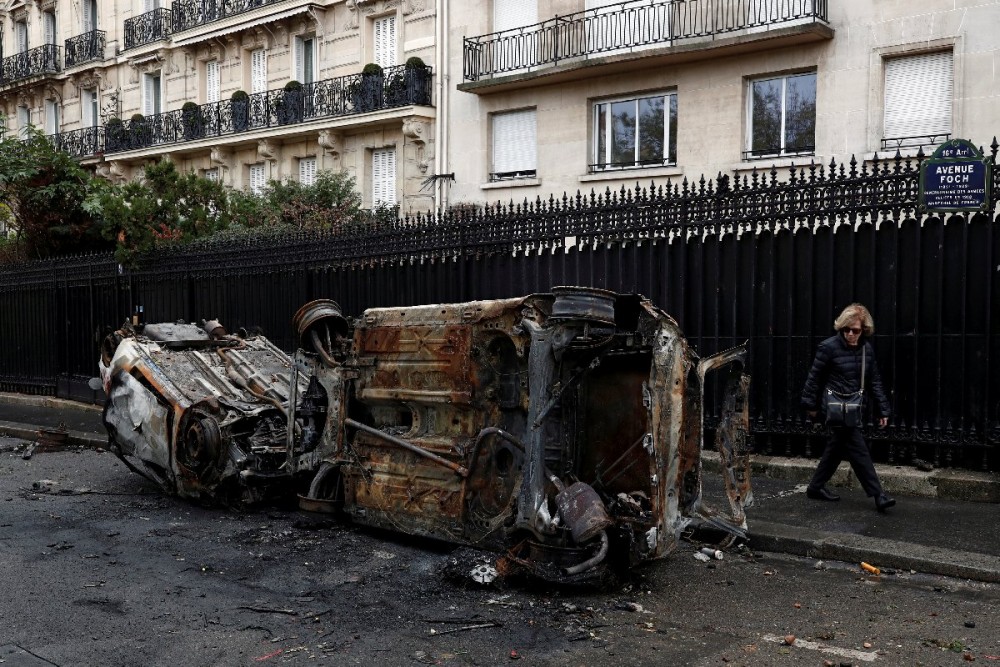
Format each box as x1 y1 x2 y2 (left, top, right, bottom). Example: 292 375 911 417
965 621 976 628
783 635 796 645
471 563 498 585
237 606 298 616
763 634 877 662
914 458 934 472
699 547 724 560
863 641 873 648
694 552 712 563
21 443 36 460
430 622 501 636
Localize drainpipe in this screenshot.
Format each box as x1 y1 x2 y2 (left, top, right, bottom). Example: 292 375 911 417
433 0 442 211
433 0 450 211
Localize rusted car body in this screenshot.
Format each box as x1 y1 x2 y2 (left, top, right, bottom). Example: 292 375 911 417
101 288 751 582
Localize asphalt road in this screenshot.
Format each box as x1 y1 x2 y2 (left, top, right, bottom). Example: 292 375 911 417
1 440 998 667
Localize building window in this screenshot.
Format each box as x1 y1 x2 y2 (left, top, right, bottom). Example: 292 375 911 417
83 0 98 31
203 168 219 181
83 89 99 127
491 108 536 181
143 71 162 116
373 15 396 69
746 71 816 159
294 36 316 85
205 60 220 103
251 48 267 94
299 157 317 186
372 147 396 205
883 51 953 148
43 11 56 45
16 106 30 140
249 163 266 195
44 100 60 135
592 92 677 172
15 20 28 53
494 0 536 33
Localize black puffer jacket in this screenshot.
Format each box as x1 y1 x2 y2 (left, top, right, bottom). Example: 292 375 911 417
801 333 891 419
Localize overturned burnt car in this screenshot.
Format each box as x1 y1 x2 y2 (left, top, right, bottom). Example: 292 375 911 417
100 287 751 582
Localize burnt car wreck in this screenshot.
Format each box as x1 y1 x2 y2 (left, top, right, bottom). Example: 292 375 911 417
100 288 751 583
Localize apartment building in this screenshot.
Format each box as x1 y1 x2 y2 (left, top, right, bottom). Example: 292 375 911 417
0 0 437 211
446 0 1000 207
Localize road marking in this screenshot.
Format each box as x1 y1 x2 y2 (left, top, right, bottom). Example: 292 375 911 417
763 634 878 662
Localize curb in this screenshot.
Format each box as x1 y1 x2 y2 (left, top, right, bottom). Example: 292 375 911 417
0 392 103 413
701 451 1000 503
0 420 107 450
749 519 1000 584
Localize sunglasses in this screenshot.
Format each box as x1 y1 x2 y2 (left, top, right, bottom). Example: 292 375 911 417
843 327 862 335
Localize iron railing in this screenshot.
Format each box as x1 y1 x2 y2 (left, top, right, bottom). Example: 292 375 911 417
742 145 815 160
881 133 951 151
2 144 999 471
50 126 104 159
64 30 106 68
464 0 829 81
0 45 60 84
124 8 172 50
104 65 433 154
172 0 285 33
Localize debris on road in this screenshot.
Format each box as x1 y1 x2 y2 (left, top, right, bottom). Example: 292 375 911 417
861 562 881 576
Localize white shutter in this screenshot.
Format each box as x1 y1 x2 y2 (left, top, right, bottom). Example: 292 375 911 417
82 90 97 127
372 147 396 205
143 73 160 116
143 0 157 12
249 163 266 195
494 0 536 33
17 106 29 139
299 157 317 185
294 37 304 81
44 100 59 134
884 51 953 140
16 22 28 53
492 109 537 176
204 168 218 181
83 0 97 31
251 49 267 94
374 16 396 68
206 61 220 103
44 12 56 45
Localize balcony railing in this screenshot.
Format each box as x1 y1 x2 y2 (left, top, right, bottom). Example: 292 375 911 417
104 65 433 154
464 0 829 81
50 126 105 159
1 45 61 85
172 0 285 33
881 133 951 152
124 8 173 50
65 30 107 68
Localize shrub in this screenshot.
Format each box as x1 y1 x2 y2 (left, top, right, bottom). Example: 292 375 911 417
231 90 249 101
284 80 303 92
182 101 199 113
405 56 426 69
131 113 145 123
361 63 383 77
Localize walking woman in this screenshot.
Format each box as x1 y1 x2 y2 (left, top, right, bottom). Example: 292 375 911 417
801 303 896 512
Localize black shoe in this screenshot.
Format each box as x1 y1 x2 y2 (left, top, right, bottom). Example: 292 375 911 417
876 493 896 512
806 486 840 501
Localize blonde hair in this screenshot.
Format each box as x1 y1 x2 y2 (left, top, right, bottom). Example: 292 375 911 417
834 303 874 336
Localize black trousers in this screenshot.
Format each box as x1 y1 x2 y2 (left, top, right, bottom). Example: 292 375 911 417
808 426 883 497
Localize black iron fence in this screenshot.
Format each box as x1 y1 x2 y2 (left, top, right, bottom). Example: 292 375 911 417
172 0 285 33
102 65 433 154
0 44 60 84
2 146 999 471
124 8 172 50
464 0 828 81
64 30 106 68
50 126 104 158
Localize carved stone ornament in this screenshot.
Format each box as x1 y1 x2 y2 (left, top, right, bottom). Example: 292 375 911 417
257 139 277 163
95 161 111 179
210 146 229 166
108 161 126 181
317 129 342 159
402 117 430 146
43 84 61 104
401 0 426 14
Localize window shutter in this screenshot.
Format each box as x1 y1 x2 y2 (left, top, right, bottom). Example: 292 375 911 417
251 49 267 94
884 51 953 140
299 157 317 185
16 22 28 53
374 16 396 68
143 0 157 12
17 106 29 139
44 12 56 45
84 0 97 31
143 75 154 116
372 147 396 205
494 0 536 33
206 61 220 103
204 168 218 181
492 109 537 175
294 37 304 81
249 164 266 195
44 100 59 134
82 90 94 127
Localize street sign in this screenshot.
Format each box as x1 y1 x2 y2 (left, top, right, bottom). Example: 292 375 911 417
919 139 992 213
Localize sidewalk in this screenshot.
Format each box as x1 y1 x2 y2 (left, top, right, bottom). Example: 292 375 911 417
3 391 999 583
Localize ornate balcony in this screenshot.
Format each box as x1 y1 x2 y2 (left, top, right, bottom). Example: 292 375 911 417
124 8 172 50
50 127 105 159
65 30 107 68
104 65 433 154
462 0 830 87
1 45 60 85
171 0 285 33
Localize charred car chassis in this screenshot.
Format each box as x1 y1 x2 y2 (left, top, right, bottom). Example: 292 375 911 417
100 288 751 583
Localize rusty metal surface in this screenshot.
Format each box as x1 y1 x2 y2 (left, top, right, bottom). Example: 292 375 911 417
101 289 751 582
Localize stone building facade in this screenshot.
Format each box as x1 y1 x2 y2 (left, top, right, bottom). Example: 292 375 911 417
0 0 437 212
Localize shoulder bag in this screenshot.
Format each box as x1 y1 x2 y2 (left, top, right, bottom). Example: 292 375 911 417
824 346 864 428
